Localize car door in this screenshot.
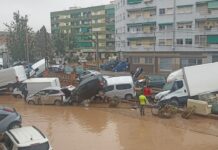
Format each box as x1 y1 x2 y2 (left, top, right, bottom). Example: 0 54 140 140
48 90 61 104
104 85 115 98
116 84 132 99
38 90 50 105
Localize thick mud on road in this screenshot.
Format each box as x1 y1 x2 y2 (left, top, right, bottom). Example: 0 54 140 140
1 95 218 150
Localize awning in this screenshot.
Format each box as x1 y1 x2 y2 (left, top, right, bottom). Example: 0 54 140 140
208 1 218 9
159 23 173 25
127 7 155 12
127 0 142 4
177 4 193 8
127 22 156 27
127 37 154 40
207 35 218 44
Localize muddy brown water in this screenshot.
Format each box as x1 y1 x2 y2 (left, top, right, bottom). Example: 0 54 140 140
1 95 218 150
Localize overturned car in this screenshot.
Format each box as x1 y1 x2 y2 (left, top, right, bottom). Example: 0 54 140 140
70 75 107 104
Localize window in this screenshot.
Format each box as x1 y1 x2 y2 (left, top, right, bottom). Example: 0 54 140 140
212 56 218 62
159 9 165 15
159 25 165 31
185 39 192 45
172 80 183 91
195 35 207 46
166 8 173 15
177 22 192 29
18 142 49 150
105 85 114 92
166 39 173 46
177 39 183 45
186 24 192 29
159 24 173 31
145 57 153 64
116 84 132 90
132 57 139 64
180 58 202 67
177 6 192 14
159 39 165 45
159 58 173 71
0 114 7 121
49 90 60 94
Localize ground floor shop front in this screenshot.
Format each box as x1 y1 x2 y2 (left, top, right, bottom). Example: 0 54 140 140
123 51 218 76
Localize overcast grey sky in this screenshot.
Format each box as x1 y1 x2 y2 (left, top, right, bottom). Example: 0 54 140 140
0 0 111 32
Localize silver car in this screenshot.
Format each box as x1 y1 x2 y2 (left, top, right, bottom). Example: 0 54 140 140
26 87 66 105
0 106 22 133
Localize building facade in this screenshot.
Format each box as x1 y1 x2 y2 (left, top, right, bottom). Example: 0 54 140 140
115 0 218 75
51 4 115 60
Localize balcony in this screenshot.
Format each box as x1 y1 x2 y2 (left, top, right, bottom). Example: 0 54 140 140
127 32 155 38
125 45 154 52
195 28 218 35
127 16 156 24
195 11 218 20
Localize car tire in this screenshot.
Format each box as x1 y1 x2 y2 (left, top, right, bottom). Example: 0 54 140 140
125 94 133 100
16 95 22 99
170 98 179 107
8 122 21 130
54 100 62 106
8 84 14 92
28 100 35 105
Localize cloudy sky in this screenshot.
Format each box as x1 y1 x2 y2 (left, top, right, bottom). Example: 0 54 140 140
0 0 111 32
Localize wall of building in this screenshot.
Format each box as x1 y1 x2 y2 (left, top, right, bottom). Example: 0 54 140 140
50 4 115 58
115 0 218 74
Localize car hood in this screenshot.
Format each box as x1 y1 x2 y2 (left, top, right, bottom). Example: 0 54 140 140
155 90 170 100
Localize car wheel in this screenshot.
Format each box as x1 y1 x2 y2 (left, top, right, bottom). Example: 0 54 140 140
170 98 179 107
8 122 21 130
16 95 22 99
8 85 14 92
54 100 62 106
28 100 35 105
125 94 133 100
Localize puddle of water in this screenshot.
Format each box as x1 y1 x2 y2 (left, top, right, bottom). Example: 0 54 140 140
0 95 218 150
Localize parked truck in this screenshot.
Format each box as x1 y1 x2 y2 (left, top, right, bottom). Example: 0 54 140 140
12 78 61 98
0 66 27 92
155 62 218 107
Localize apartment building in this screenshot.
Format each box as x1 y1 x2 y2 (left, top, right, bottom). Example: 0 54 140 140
115 0 218 75
51 4 115 59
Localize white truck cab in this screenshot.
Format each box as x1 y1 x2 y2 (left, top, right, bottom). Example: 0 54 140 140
0 126 52 150
156 62 218 107
155 79 188 106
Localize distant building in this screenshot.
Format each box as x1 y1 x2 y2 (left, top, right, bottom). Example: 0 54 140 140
50 4 115 60
0 31 9 67
115 0 218 75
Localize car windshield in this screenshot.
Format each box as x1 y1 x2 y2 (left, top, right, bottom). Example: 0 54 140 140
163 82 174 91
18 142 49 150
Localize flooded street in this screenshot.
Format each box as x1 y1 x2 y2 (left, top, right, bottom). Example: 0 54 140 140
1 95 218 150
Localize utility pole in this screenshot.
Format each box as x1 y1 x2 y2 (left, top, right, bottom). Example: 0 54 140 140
153 27 156 74
94 32 100 70
173 0 177 70
173 0 176 51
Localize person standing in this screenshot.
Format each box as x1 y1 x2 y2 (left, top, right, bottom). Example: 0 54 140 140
22 85 28 102
139 94 149 116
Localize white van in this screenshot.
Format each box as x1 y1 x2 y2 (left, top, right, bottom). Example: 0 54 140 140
29 59 45 77
0 66 27 91
104 76 136 100
13 78 61 97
